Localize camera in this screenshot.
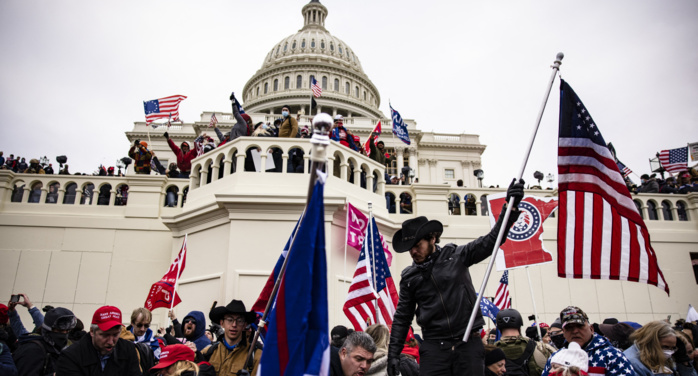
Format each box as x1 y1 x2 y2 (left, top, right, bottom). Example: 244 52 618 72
10 294 21 303
528 314 536 321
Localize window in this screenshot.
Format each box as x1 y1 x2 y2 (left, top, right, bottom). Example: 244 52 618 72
677 200 689 221
355 86 359 98
334 78 339 91
264 82 268 94
311 39 315 48
480 195 489 216
322 76 327 90
297 75 303 89
661 200 673 220
633 199 643 219
283 43 288 52
691 253 698 284
276 45 280 55
284 76 290 90
292 41 296 49
647 200 658 220
273 79 278 91
302 39 306 48
321 40 325 49
345 82 350 94
339 46 343 55
445 169 455 179
309 75 315 88
256 87 260 96
330 42 334 51
363 91 367 101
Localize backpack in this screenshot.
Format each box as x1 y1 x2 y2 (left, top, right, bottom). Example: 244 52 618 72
134 342 155 372
503 339 536 376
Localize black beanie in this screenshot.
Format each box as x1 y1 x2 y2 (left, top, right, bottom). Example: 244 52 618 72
485 347 506 366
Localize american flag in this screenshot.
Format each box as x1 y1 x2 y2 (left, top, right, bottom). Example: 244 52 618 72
311 77 322 98
209 113 218 128
343 217 398 331
557 80 669 294
658 147 688 174
616 159 632 178
143 95 187 125
493 271 511 310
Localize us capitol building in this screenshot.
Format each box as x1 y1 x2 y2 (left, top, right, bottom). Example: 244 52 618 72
2 0 697 330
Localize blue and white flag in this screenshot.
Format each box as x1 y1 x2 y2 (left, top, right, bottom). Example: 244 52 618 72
390 103 410 145
230 92 246 114
479 295 500 323
258 179 330 376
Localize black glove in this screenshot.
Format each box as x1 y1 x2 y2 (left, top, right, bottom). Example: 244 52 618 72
164 131 169 139
229 92 235 101
387 356 400 376
134 139 140 146
506 178 525 209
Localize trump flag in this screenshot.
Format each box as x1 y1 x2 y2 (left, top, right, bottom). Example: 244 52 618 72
345 202 393 266
487 192 558 271
144 236 187 310
258 178 330 376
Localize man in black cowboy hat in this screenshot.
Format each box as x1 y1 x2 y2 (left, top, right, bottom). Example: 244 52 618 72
387 179 525 376
201 299 261 376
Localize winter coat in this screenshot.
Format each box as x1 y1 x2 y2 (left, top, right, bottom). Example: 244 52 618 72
388 208 519 360
128 145 152 174
330 126 359 151
201 337 261 376
329 346 343 376
55 333 142 375
366 353 387 376
9 306 44 337
542 333 636 376
12 332 62 375
398 354 419 376
368 137 386 165
182 311 211 351
638 179 659 193
167 138 198 173
278 117 298 138
624 344 672 376
230 104 251 141
0 342 16 376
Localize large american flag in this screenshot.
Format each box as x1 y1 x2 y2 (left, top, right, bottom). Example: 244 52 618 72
311 77 322 98
658 147 688 174
493 271 511 310
143 95 187 125
557 80 669 294
343 217 398 331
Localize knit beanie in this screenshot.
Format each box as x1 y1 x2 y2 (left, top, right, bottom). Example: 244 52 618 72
485 347 506 366
550 342 589 372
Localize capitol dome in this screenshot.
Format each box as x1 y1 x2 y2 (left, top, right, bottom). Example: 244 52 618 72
242 0 383 119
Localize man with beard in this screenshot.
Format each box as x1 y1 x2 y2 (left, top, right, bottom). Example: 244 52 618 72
13 307 77 375
56 305 142 375
387 179 525 376
179 311 211 351
201 300 261 376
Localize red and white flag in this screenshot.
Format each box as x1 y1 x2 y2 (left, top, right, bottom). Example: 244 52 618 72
363 121 382 157
209 113 218 128
487 192 558 271
346 202 392 265
558 80 668 294
144 95 187 125
144 235 188 310
493 271 511 310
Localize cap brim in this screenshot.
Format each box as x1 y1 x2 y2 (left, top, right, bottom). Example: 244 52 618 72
149 358 178 372
562 319 586 328
392 220 443 253
96 321 122 332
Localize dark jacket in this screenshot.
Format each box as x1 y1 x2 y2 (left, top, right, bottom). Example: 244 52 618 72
387 207 519 360
128 145 152 174
12 332 60 375
0 342 17 376
182 311 211 351
329 346 343 376
55 333 142 376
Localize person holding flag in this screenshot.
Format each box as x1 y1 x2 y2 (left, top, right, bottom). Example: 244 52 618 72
387 179 524 376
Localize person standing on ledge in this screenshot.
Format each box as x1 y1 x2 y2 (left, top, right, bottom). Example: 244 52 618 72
387 179 525 376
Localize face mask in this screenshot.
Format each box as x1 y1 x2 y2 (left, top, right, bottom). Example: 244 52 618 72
551 333 566 349
487 339 496 345
262 124 268 130
663 349 675 358
282 111 289 118
48 331 69 350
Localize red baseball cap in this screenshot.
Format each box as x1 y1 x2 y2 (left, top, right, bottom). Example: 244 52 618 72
92 306 123 331
149 344 195 372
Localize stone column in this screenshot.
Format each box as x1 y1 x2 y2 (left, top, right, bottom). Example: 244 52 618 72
236 153 246 173
353 166 362 186
211 163 220 182
418 159 427 184
282 154 289 173
109 190 116 206
396 147 405 185
366 174 374 193
340 162 349 181
200 169 209 187
39 187 48 204
57 188 65 205
223 159 232 177
428 159 438 184
408 147 418 181
461 160 470 186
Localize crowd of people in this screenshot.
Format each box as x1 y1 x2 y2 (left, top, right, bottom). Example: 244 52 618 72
630 170 698 195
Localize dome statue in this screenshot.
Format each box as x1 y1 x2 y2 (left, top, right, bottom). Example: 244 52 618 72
242 0 383 119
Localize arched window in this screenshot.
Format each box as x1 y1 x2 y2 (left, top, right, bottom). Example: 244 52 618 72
399 192 413 214
297 75 303 89
28 182 42 203
115 184 128 206
339 46 343 55
334 79 339 91
311 39 316 48
464 194 476 215
292 40 296 49
322 76 327 90
330 42 334 51
63 183 77 204
355 86 359 98
97 184 112 205
385 192 396 213
661 200 673 221
284 76 290 90
677 200 689 221
276 45 280 55
345 82 350 94
165 186 179 207
283 43 288 52
45 182 59 204
633 199 643 219
363 91 367 101
448 193 461 215
302 39 306 48
80 184 95 205
264 82 268 94
273 79 278 91
321 40 325 49
480 194 489 216
647 201 658 220
256 87 260 96
11 184 24 202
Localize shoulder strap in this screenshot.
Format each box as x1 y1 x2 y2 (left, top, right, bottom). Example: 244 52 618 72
203 342 219 362
514 339 537 364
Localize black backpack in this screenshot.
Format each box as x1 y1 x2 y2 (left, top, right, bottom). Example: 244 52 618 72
134 342 155 372
503 339 536 376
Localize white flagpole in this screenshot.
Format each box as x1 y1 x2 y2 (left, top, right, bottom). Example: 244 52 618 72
525 266 543 341
167 233 186 328
344 204 349 304
464 52 564 342
368 201 378 324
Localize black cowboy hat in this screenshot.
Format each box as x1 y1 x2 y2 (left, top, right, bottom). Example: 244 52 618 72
392 216 443 253
209 299 256 325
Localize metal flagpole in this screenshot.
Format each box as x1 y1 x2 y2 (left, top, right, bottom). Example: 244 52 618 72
525 266 543 341
243 114 333 372
368 201 378 324
464 52 564 342
168 234 186 328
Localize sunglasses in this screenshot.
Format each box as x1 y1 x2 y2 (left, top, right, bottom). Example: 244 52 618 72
183 318 197 325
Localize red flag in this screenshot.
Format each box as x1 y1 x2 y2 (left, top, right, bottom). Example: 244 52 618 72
346 202 392 266
363 121 382 157
144 236 187 310
487 193 558 270
558 80 668 294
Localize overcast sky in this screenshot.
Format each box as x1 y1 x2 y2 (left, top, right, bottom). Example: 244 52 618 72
1 0 696 186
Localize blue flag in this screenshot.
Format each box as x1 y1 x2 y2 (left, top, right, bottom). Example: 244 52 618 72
390 103 410 145
479 295 500 324
258 179 330 376
230 92 245 114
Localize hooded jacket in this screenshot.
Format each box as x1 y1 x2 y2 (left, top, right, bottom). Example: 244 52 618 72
12 331 63 375
541 333 636 376
183 311 211 351
55 332 142 375
167 138 198 173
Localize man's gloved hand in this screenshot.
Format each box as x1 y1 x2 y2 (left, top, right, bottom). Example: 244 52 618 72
163 131 169 139
134 139 140 146
506 178 525 209
387 356 400 376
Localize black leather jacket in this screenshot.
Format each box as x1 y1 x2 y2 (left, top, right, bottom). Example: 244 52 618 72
388 207 519 359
